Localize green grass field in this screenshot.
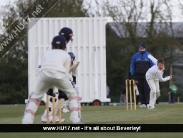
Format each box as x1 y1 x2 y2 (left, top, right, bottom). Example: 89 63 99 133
0 104 183 138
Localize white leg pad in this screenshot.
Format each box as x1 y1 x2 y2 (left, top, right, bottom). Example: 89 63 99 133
22 98 40 124
68 92 82 123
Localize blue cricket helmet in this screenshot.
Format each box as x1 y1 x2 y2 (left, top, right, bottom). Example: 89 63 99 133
59 27 73 43
68 52 75 59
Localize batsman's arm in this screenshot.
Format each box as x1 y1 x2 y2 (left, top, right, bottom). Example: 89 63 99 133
72 62 78 75
70 62 80 73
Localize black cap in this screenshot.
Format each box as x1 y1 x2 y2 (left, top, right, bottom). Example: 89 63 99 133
51 35 66 47
138 43 146 49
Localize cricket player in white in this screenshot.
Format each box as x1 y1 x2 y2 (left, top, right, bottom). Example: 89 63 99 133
22 35 83 124
40 52 81 123
146 54 172 109
62 52 80 113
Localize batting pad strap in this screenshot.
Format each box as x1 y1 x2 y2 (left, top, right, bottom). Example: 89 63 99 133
25 109 35 116
69 96 82 101
27 99 40 106
70 107 81 112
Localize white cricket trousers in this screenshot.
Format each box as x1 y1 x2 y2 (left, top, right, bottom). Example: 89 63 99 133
22 70 80 124
146 77 160 107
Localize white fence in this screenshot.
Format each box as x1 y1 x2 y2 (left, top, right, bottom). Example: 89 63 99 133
28 17 111 104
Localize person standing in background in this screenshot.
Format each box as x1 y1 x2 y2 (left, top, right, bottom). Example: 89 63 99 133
106 85 110 98
130 43 155 108
169 82 177 103
119 86 126 105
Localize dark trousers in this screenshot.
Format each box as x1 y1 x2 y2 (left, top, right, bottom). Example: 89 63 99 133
156 98 159 104
136 77 150 105
119 94 126 105
136 95 140 105
170 92 176 103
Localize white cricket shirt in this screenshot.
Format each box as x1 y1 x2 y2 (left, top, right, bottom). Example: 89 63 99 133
40 49 71 78
146 55 170 82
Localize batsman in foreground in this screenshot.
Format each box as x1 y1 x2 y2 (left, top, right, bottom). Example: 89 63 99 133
146 54 172 109
22 35 83 124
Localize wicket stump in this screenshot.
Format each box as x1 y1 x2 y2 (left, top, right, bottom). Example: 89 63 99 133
125 79 136 110
46 86 62 123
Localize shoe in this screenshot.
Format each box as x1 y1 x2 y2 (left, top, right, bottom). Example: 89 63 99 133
41 115 48 123
152 105 155 109
140 104 147 108
41 115 65 123
147 104 154 109
62 105 69 113
73 120 84 124
50 116 65 123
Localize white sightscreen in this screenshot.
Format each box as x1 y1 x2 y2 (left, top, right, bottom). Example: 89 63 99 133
28 17 111 103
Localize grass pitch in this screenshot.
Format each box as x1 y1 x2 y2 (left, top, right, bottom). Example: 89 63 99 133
0 104 183 138
1 104 183 124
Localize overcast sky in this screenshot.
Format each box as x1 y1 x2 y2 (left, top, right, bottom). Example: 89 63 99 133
0 0 183 19
0 0 15 6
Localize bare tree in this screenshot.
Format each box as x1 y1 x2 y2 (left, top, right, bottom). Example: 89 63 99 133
85 0 183 96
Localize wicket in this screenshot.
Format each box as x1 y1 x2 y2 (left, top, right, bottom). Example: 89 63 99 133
125 79 136 110
46 86 62 123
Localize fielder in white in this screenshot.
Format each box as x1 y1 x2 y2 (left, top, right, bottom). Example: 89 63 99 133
146 55 172 109
22 35 83 124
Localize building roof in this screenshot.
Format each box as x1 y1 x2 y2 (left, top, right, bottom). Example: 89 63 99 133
109 22 183 38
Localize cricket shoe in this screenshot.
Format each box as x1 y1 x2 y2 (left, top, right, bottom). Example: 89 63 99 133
147 104 154 110
73 120 84 124
41 115 65 123
62 106 69 113
140 104 147 108
49 116 65 123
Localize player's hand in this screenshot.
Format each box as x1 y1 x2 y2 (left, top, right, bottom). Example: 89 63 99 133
170 75 172 79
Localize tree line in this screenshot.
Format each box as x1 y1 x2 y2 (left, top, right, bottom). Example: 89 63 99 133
0 0 183 103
